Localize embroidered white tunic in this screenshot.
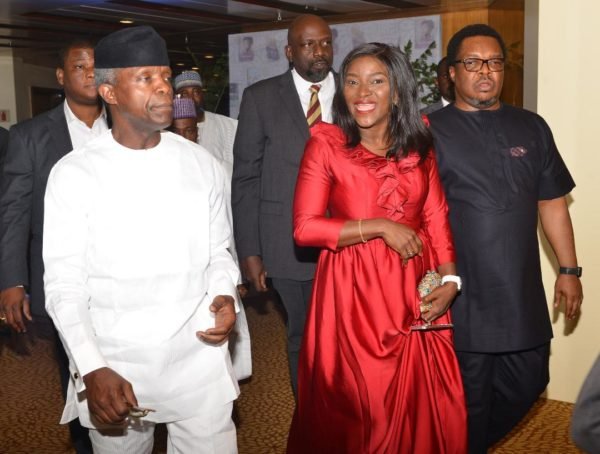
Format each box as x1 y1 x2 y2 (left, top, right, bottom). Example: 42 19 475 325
43 130 240 427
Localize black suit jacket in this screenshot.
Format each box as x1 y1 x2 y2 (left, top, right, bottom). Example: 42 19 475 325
0 127 8 186
420 99 444 115
232 70 334 281
0 103 73 317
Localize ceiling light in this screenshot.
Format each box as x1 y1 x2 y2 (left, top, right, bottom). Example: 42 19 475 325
191 67 199 70
119 19 134 24
204 55 214 59
176 62 185 66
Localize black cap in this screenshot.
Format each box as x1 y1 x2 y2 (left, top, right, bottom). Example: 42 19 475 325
95 26 169 69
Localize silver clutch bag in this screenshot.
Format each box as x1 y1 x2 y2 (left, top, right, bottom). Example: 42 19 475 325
411 270 453 331
417 270 442 298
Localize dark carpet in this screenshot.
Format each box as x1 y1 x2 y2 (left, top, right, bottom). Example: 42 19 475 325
0 293 582 453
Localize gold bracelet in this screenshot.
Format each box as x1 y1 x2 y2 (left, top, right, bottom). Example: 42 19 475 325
358 219 367 244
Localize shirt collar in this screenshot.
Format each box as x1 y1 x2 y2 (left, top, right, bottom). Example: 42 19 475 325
63 99 107 126
291 68 334 93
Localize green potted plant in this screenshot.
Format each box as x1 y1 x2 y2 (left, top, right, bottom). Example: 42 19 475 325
403 40 439 105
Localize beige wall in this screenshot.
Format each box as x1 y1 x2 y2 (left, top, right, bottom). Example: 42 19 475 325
524 0 600 402
0 54 60 125
0 53 17 128
13 58 60 122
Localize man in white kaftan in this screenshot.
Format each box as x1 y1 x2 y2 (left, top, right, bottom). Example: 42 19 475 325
43 26 240 453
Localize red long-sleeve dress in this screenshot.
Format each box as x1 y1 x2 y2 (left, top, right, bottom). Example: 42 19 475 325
287 123 467 453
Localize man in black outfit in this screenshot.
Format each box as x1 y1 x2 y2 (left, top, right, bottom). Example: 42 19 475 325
0 38 107 453
429 24 583 453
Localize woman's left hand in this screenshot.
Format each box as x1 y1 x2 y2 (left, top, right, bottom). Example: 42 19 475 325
420 282 459 323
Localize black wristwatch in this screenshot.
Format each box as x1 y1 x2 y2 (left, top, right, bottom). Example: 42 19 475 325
559 266 582 277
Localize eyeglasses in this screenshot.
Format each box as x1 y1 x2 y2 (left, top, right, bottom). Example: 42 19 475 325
454 58 505 72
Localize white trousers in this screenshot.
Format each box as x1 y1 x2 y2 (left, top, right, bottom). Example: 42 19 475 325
89 401 237 454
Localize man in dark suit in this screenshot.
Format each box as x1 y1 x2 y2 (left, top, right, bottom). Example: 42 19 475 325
0 38 107 453
0 127 7 238
232 14 335 394
0 127 8 169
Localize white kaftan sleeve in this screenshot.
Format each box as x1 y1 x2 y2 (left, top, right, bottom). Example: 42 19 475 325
43 156 108 391
206 158 241 311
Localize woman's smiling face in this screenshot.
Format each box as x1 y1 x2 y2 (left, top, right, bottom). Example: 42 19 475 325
343 55 393 136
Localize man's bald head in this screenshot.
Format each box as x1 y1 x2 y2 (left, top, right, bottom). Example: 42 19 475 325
287 14 329 43
285 14 333 83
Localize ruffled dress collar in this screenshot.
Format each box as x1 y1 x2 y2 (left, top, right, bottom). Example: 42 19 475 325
311 122 423 222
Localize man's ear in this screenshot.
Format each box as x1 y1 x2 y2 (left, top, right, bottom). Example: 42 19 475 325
285 45 292 62
98 83 117 106
449 66 456 84
56 68 64 87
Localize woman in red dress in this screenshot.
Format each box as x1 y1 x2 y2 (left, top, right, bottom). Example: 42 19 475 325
287 43 467 453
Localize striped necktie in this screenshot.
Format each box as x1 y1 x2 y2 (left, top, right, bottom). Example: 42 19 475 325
307 84 322 127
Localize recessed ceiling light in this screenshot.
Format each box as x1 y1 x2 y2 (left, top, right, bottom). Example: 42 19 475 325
176 62 185 66
119 19 134 24
205 55 214 59
191 67 199 70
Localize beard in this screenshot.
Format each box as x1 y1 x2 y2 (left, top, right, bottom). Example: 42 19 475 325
305 62 331 82
464 94 499 109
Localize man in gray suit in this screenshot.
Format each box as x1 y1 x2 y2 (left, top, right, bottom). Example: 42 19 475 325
421 56 454 115
0 38 107 453
572 355 600 453
232 14 334 394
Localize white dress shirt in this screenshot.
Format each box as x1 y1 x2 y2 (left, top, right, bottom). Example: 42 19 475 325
291 69 335 123
63 99 108 150
44 131 240 427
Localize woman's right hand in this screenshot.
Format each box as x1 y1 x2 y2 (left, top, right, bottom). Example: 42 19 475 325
380 219 423 261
